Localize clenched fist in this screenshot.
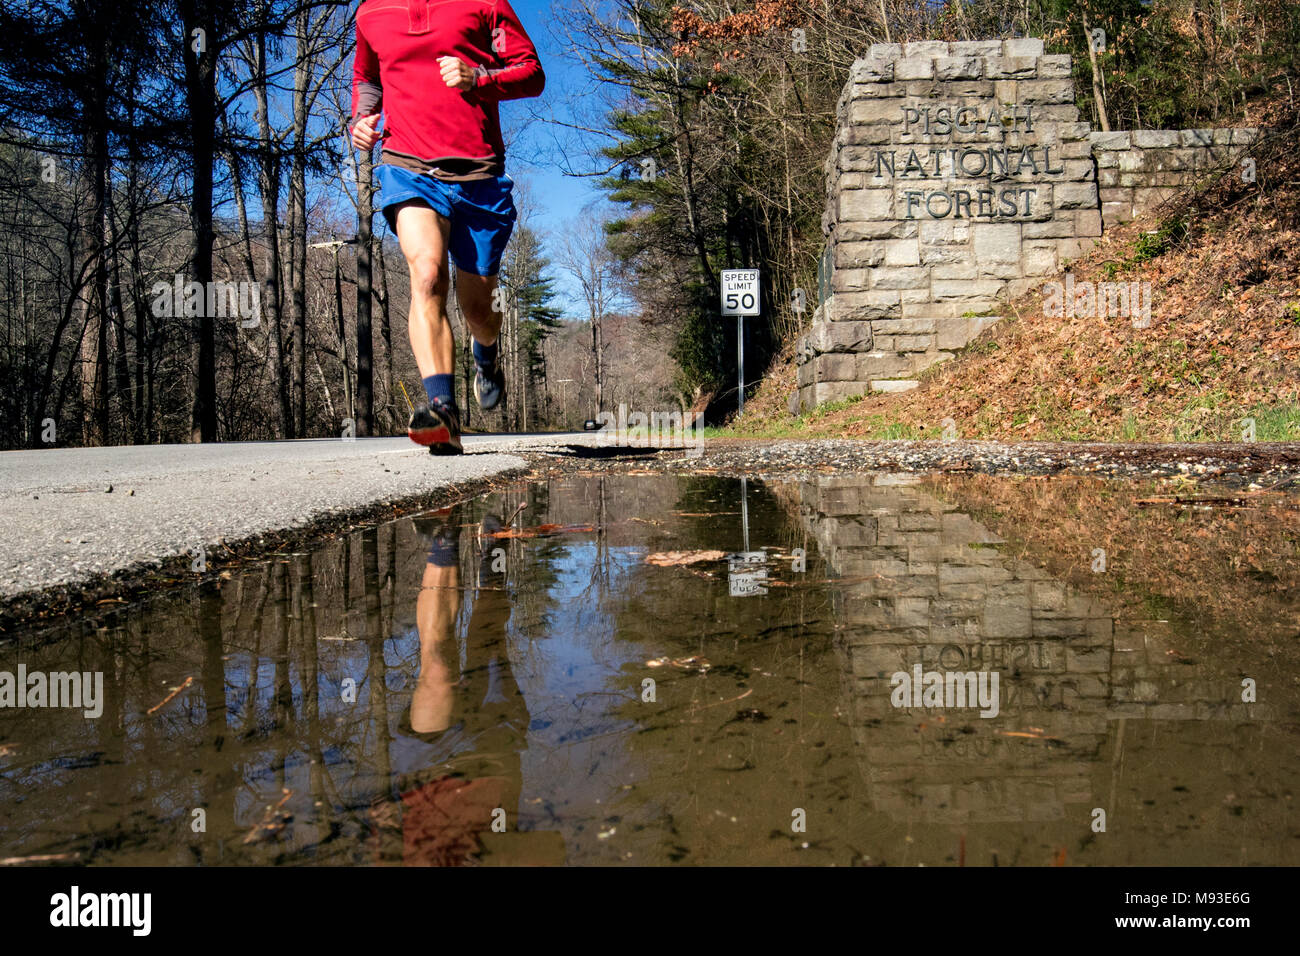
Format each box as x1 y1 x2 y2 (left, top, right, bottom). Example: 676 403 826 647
351 113 385 151
439 56 475 91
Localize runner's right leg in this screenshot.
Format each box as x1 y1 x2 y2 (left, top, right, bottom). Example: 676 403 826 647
396 201 463 454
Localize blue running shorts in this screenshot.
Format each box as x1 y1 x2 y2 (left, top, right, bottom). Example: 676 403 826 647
375 164 517 277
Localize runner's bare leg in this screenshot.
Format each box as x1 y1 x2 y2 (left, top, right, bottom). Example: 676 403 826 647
412 560 459 733
396 202 503 375
395 201 455 379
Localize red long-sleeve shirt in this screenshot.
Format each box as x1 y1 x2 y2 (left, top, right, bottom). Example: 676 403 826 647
351 0 544 180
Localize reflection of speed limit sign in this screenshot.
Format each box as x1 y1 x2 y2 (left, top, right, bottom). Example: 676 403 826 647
721 269 760 316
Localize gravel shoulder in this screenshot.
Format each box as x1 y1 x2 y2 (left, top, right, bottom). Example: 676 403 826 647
522 436 1300 486
679 438 1300 484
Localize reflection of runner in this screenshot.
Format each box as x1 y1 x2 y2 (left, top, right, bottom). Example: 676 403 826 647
396 512 531 866
351 0 545 455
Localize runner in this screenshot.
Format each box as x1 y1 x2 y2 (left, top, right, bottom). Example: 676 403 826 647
351 0 545 454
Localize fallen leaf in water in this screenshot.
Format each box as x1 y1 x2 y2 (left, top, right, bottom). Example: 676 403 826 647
645 656 711 672
487 523 594 539
243 789 294 845
146 676 193 715
0 852 80 866
999 730 1062 742
644 550 727 566
368 799 401 830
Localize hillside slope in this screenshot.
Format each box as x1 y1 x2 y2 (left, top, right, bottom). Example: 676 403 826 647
734 116 1300 443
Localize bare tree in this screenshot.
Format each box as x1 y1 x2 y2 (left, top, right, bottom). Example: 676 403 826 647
557 209 623 412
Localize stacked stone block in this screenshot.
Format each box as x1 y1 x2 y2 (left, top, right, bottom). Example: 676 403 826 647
796 38 1259 413
1091 128 1257 227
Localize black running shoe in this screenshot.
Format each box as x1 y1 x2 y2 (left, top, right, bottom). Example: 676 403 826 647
473 359 505 411
407 397 463 455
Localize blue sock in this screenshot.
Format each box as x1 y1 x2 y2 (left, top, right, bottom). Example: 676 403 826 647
472 338 498 370
427 533 458 567
422 373 455 405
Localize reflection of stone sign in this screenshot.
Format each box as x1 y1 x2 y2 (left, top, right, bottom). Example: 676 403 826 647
796 38 1258 410
914 640 1061 671
797 474 1276 830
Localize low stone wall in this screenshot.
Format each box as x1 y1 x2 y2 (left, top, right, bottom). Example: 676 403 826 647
1091 128 1256 227
795 39 1256 411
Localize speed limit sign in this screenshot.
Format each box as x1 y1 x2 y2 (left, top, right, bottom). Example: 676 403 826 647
721 269 760 316
721 269 760 416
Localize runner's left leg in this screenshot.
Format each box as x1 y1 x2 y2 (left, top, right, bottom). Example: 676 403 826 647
458 270 507 411
456 270 502 351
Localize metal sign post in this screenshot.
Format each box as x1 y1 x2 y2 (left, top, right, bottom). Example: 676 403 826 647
720 268 760 416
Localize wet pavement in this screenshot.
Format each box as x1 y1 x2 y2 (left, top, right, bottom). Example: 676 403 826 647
0 433 598 607
1 471 1297 865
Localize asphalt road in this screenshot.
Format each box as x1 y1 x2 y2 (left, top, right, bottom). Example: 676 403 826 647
0 432 593 602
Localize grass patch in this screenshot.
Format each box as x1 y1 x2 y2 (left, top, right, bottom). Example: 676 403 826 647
1130 216 1190 265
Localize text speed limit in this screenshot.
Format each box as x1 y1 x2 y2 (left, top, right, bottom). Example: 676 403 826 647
721 269 761 316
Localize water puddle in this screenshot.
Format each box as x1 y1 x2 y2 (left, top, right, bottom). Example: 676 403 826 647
1 473 1297 865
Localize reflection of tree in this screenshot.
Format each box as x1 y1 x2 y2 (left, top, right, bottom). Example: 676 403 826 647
292 551 330 853
271 561 292 732
196 580 233 862
593 476 611 592
231 563 270 739
357 527 399 861
494 484 565 673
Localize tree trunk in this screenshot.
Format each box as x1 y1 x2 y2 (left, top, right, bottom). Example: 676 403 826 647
105 185 136 439
590 313 603 412
376 238 393 431
1083 12 1111 132
247 8 290 437
333 250 353 423
182 0 218 442
355 151 375 436
290 5 309 436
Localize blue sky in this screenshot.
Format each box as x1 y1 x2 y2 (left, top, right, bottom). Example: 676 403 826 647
498 0 613 313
